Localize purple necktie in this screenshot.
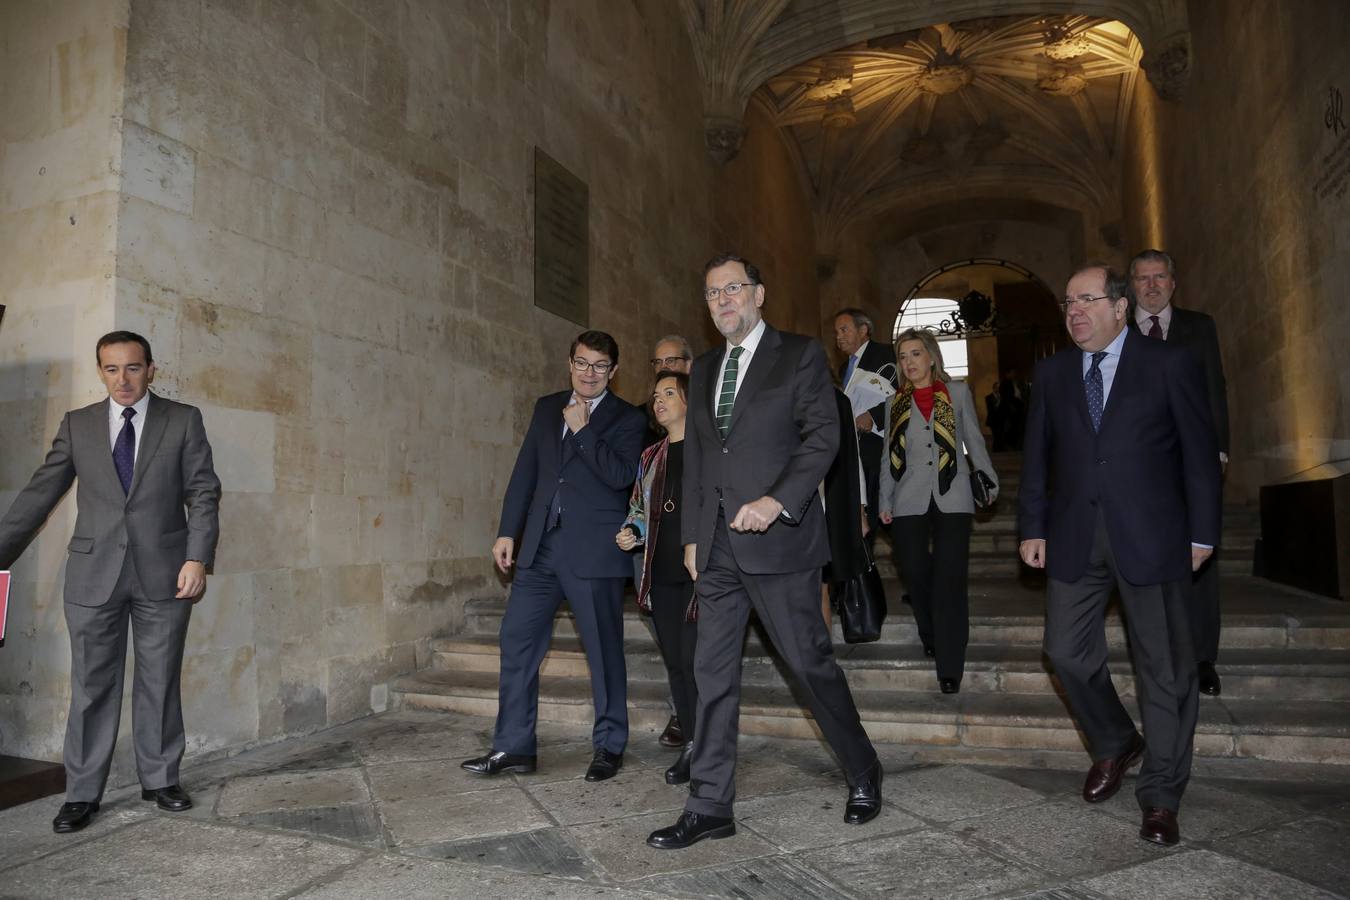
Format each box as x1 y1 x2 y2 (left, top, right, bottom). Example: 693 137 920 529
113 407 136 494
1085 351 1107 432
1147 315 1163 339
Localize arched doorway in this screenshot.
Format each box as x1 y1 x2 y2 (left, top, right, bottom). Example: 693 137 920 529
893 258 1065 442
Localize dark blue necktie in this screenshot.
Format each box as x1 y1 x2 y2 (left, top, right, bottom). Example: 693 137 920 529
1085 351 1107 433
113 407 136 494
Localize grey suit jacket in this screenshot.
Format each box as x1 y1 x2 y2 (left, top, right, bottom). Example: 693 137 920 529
877 380 998 517
683 326 839 575
0 393 221 606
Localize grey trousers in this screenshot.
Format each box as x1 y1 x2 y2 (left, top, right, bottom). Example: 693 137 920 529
1045 512 1198 812
685 514 878 818
63 555 193 802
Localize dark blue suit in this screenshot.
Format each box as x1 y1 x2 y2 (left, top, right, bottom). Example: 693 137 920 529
493 389 646 756
1019 326 1221 812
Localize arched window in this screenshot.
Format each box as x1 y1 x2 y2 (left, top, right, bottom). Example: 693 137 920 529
892 297 969 378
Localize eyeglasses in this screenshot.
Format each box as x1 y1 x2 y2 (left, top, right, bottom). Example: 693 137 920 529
704 281 755 302
570 357 613 374
650 356 689 369
1059 295 1111 313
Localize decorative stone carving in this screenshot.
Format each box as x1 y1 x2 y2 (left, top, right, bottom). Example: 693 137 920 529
704 116 748 164
1141 32 1191 101
805 59 853 100
1042 20 1091 60
1036 62 1088 96
917 62 973 95
822 95 856 128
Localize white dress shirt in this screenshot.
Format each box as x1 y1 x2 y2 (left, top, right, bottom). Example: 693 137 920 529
108 391 151 459
1135 304 1173 339
1081 325 1129 407
562 390 606 437
713 318 767 411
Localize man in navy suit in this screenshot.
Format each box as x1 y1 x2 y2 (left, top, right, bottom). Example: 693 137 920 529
1019 262 1221 846
1129 249 1230 697
462 330 646 782
834 308 897 538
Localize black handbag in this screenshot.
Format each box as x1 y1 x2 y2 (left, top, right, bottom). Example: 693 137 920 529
970 468 996 508
830 543 887 643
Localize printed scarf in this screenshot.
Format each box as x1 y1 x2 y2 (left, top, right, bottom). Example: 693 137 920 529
888 381 958 495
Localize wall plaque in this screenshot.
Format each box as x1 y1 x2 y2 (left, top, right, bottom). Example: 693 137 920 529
533 148 589 325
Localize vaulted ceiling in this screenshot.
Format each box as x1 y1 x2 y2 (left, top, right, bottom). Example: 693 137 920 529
758 16 1142 241
678 0 1192 252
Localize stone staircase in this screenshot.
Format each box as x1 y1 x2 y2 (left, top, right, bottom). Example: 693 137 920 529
389 452 1350 766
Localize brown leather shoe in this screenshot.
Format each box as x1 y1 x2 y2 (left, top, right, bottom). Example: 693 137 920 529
1139 806 1180 845
1082 734 1145 803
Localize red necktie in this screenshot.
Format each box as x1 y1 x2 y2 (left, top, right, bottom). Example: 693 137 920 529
1147 315 1163 339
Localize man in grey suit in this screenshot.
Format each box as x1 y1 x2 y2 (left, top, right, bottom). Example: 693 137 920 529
646 254 880 850
0 331 221 834
1129 249 1230 697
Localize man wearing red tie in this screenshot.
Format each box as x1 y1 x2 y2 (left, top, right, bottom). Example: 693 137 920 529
1129 249 1230 697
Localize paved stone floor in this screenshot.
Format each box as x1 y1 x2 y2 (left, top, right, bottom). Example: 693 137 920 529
2 710 1349 899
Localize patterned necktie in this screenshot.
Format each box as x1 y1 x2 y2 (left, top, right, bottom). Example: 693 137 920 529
1147 315 1163 339
716 347 745 439
113 407 137 494
1084 351 1107 433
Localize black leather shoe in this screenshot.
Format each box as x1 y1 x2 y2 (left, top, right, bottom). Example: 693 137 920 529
1198 661 1222 696
658 715 684 748
1140 806 1180 845
845 762 883 825
585 748 623 782
141 784 193 811
664 743 694 785
1083 734 1145 803
939 678 960 694
646 811 736 849
461 750 537 776
52 801 99 834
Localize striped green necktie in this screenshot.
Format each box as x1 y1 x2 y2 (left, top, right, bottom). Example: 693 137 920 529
716 346 744 439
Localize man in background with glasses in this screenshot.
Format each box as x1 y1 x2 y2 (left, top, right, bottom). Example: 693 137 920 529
647 254 881 850
1019 263 1220 847
1129 249 1230 699
463 330 646 783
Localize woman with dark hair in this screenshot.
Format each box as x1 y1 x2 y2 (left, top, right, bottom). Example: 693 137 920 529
878 328 998 694
615 370 698 785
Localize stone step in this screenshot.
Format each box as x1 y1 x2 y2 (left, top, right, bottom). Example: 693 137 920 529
388 668 1350 766
871 552 1253 579
462 578 1350 651
428 635 1350 702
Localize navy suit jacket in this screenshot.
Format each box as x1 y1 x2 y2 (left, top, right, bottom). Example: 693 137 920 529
497 389 646 577
1018 327 1221 586
1131 307 1230 454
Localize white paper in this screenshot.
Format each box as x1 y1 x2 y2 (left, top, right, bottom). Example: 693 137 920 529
844 369 896 418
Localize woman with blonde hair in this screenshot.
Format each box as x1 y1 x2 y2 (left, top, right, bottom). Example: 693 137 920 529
878 328 998 694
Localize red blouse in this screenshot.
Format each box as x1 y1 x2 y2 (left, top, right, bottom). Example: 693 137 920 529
913 381 948 420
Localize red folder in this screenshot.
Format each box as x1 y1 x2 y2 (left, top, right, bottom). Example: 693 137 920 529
0 570 8 645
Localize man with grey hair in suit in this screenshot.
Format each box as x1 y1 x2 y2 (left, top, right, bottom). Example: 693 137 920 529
1129 249 1230 697
0 331 221 834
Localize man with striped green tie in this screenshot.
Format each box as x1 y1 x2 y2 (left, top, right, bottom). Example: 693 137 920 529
646 253 881 850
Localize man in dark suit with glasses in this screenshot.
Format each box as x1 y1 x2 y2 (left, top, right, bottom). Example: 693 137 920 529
1019 262 1221 846
462 331 646 783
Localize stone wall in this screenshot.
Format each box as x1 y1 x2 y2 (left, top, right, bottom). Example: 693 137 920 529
1122 0 1350 499
0 0 130 761
0 0 742 772
709 102 820 338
